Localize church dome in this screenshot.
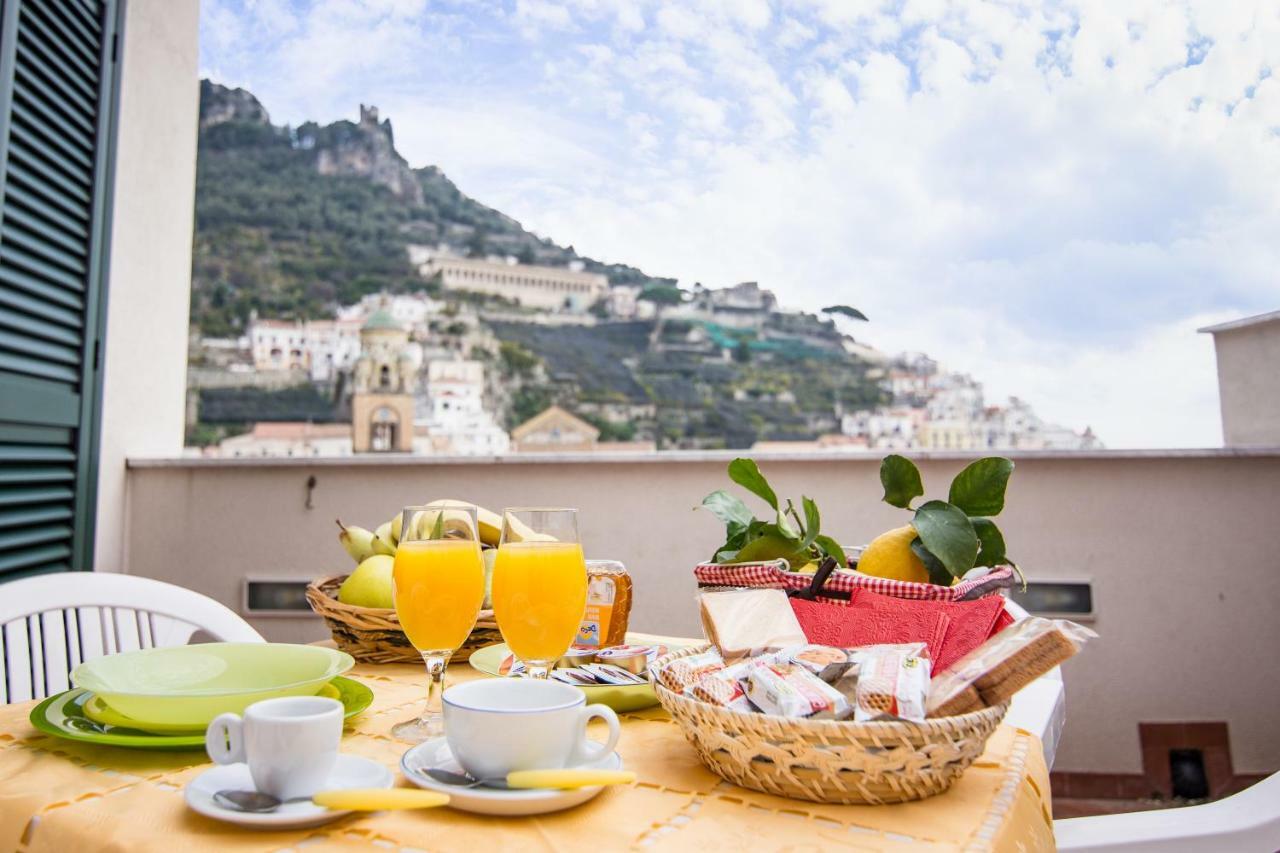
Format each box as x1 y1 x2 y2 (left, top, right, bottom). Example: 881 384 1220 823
362 308 403 332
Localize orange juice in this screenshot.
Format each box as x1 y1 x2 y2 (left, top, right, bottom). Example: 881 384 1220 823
492 541 588 662
393 540 485 652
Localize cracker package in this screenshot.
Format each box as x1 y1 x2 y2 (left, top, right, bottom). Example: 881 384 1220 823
656 649 725 693
745 662 851 719
853 644 931 722
770 644 855 683
926 617 1096 718
689 659 757 713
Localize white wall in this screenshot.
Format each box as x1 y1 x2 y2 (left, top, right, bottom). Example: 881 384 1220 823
125 449 1280 777
94 0 200 571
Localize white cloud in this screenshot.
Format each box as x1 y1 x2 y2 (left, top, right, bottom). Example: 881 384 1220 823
201 0 1280 447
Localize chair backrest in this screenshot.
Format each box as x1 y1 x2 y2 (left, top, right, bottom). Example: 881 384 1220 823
1 572 264 704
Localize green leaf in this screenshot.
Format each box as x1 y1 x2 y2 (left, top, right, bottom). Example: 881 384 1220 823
813 534 847 569
948 457 1015 517
910 538 955 587
971 518 1007 567
880 455 924 509
776 499 800 539
429 508 445 540
912 500 978 578
728 458 779 510
799 496 820 551
698 490 755 529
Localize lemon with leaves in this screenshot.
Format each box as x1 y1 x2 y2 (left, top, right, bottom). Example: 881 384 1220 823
856 524 930 584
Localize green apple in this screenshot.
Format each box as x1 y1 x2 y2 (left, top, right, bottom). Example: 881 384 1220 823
338 554 396 609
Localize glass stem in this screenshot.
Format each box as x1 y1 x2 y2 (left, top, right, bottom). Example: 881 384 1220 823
419 651 452 719
525 661 552 680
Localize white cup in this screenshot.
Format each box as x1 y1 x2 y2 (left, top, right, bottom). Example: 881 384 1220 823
443 679 620 781
205 696 343 800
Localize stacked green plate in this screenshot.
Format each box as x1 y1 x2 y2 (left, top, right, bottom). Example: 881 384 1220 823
30 677 373 750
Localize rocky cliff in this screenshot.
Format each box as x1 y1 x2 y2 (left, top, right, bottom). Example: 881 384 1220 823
308 105 424 206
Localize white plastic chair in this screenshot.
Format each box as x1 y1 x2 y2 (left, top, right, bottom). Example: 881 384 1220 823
1 572 264 704
1054 772 1280 851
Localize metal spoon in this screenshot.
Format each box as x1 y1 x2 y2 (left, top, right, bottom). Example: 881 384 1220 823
424 768 510 790
213 790 311 812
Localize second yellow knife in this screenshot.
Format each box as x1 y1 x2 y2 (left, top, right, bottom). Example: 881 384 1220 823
505 769 637 790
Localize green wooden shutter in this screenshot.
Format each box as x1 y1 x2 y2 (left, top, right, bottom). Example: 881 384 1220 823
0 0 121 581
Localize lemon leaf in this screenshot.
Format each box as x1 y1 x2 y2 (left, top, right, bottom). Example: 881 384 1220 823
971 518 1007 567
813 534 847 569
912 500 978 577
880 455 924 509
699 490 755 529
948 457 1014 517
728 458 779 510
910 538 954 586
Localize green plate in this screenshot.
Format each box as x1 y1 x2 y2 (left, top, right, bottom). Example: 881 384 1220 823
29 676 373 751
468 644 663 713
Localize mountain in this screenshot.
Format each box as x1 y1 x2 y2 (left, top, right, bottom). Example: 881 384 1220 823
191 80 674 336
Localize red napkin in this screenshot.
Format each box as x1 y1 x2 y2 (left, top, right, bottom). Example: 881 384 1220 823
790 590 1008 674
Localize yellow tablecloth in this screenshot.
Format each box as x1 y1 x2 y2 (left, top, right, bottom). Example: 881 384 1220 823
0 637 1055 852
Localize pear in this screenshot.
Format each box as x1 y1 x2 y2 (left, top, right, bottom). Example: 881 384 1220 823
372 520 397 556
338 555 395 608
336 519 376 563
388 513 404 545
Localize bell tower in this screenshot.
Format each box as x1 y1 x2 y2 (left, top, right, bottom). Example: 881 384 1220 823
351 307 416 453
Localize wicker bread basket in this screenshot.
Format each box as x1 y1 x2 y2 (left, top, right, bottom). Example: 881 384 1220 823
306 574 502 664
651 644 1008 804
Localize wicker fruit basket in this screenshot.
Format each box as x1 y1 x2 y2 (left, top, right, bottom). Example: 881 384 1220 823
306 574 502 665
651 645 1008 804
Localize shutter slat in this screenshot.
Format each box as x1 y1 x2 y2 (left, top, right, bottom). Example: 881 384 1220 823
11 89 96 172
0 468 75 485
0 287 84 334
0 506 73 530
2 200 90 261
0 305 84 348
25 2 100 70
11 62 96 141
0 265 84 313
4 182 91 243
0 329 82 367
0 445 77 463
0 243 86 295
0 484 74 504
8 135 93 204
7 162 92 226
0 524 74 551
0 543 73 573
64 1 104 38
0 351 82 383
15 22 98 106
2 215 88 277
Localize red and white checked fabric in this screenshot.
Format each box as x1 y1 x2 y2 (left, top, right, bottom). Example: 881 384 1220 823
693 561 1015 602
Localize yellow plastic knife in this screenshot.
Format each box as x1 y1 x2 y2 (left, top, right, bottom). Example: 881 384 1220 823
312 789 450 810
505 769 637 790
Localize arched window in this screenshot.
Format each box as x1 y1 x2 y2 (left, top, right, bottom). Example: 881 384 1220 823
371 407 399 452
379 364 392 390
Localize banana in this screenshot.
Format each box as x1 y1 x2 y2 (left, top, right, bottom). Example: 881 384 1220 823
372 520 397 556
424 499 504 546
389 513 403 545
336 519 376 563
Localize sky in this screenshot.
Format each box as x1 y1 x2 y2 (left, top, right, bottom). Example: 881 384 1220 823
199 0 1280 448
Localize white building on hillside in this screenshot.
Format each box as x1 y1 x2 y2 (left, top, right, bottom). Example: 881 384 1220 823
418 360 510 455
419 254 607 312
214 422 353 458
247 317 363 381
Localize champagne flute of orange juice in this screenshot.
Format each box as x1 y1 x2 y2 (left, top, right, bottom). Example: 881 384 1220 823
391 504 485 743
492 508 588 680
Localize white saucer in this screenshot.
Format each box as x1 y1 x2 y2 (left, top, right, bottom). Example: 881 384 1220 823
400 738 624 816
184 754 394 829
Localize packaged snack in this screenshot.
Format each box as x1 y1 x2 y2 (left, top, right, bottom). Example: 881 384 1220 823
556 647 598 669
576 560 633 647
745 662 851 719
925 617 1096 717
595 645 654 675
582 663 648 685
771 644 855 682
853 645 931 722
689 659 757 713
656 650 725 693
699 588 807 660
551 668 599 686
